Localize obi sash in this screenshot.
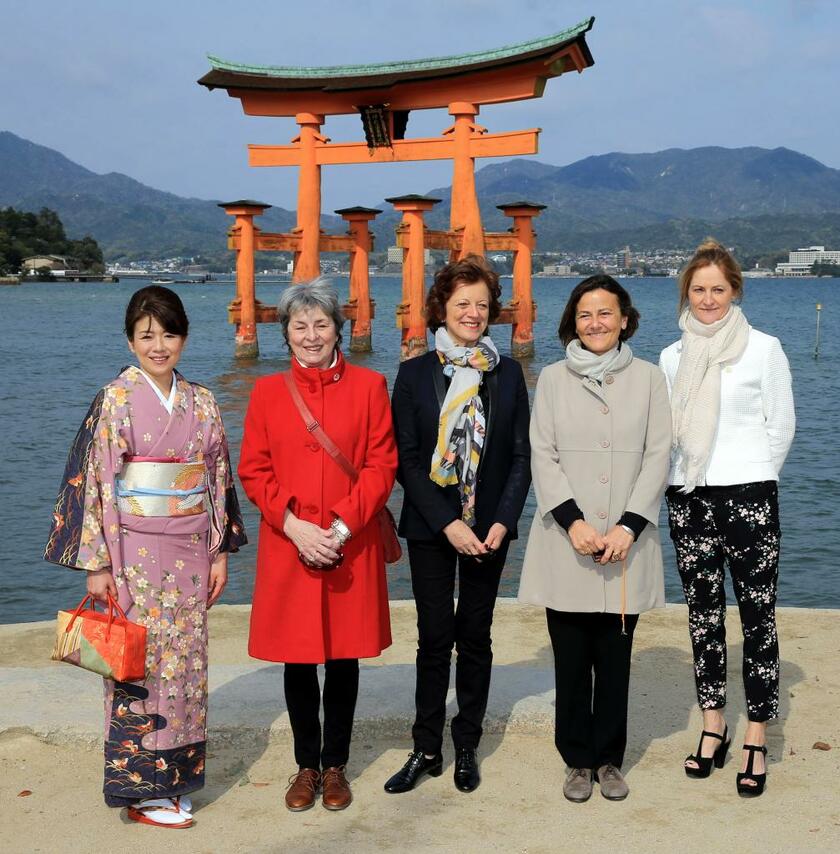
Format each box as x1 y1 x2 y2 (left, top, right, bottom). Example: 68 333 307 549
116 457 207 517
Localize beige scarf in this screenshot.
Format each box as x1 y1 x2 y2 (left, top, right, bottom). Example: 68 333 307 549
671 305 750 492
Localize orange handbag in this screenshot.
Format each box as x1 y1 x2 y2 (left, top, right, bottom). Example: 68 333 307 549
52 593 147 681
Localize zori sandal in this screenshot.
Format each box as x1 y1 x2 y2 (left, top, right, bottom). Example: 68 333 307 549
127 796 193 828
135 796 193 817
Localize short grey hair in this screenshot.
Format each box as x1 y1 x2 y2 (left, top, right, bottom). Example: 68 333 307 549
277 276 344 348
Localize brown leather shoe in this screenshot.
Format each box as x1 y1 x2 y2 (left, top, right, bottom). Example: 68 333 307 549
285 768 320 812
321 766 352 811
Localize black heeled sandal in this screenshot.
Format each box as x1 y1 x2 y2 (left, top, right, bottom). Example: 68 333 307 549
684 726 730 778
736 744 767 797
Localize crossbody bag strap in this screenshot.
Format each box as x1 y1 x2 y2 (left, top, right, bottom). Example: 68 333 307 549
283 371 359 482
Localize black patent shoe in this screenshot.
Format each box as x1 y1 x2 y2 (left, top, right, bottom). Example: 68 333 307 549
383 750 444 794
453 748 480 792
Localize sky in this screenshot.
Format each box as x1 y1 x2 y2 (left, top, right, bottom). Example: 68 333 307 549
3 0 839 212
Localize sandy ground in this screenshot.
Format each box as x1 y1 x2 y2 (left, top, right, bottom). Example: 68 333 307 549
1 601 839 853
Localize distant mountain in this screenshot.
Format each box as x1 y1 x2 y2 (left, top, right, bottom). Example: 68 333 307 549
3 130 840 259
0 131 339 260
370 145 840 255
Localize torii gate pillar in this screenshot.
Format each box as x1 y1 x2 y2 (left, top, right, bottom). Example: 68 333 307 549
387 194 440 360
448 101 485 260
498 201 546 358
219 200 271 359
336 206 381 352
294 112 326 281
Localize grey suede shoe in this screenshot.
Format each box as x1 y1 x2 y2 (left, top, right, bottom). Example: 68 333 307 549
563 767 593 803
596 764 629 800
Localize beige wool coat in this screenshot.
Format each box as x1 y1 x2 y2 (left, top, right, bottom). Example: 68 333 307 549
518 356 672 614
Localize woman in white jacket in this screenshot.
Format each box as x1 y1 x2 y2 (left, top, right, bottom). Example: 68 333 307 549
659 239 795 798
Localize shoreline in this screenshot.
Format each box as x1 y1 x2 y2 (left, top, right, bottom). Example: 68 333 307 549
2 600 839 852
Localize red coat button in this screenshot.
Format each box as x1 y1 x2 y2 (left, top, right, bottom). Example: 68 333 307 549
601 406 609 414
601 440 610 448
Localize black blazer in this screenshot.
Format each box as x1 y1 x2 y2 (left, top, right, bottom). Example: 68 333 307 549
391 350 531 542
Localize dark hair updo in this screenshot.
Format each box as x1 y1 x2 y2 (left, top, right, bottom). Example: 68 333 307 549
124 285 189 339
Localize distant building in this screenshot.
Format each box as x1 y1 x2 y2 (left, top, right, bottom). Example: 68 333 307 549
23 255 72 273
543 263 572 275
776 245 840 276
617 246 632 269
387 246 431 265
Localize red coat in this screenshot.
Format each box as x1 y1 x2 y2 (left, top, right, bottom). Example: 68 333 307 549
239 354 397 663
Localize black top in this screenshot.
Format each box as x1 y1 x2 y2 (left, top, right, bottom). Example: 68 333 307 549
391 351 531 542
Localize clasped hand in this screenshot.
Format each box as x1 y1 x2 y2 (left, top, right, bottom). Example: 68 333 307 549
443 519 507 560
284 510 340 568
569 520 634 565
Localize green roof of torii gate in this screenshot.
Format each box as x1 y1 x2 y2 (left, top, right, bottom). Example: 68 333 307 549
198 17 594 91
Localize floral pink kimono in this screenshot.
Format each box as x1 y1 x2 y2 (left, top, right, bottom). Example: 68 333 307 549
45 366 246 806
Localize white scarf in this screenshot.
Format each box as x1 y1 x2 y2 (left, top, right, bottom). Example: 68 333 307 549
671 305 750 492
564 339 633 383
429 327 500 526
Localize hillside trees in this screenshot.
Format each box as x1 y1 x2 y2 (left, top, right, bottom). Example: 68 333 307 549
0 206 104 274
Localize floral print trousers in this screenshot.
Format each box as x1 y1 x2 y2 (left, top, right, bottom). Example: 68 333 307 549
666 481 780 722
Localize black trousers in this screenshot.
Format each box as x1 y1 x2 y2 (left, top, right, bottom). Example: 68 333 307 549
666 481 781 722
546 609 639 770
407 537 509 754
283 659 359 770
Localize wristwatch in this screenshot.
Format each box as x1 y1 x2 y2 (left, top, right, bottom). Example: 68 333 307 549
330 517 352 546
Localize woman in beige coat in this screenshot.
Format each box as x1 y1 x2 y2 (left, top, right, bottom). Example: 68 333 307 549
519 275 671 803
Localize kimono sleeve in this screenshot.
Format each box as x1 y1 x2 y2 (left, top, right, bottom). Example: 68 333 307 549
201 390 247 559
330 374 397 535
45 385 128 572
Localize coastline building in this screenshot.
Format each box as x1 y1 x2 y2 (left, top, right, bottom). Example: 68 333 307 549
776 245 840 276
387 245 431 265
22 255 73 275
543 263 572 275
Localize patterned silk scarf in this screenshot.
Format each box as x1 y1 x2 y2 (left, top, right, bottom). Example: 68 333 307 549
429 327 500 526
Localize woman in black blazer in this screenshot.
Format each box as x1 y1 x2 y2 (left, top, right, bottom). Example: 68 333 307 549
384 254 531 795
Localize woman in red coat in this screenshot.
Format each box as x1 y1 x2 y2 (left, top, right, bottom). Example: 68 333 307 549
238 278 397 812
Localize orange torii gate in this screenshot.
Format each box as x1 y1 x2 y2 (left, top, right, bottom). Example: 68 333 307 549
199 17 595 358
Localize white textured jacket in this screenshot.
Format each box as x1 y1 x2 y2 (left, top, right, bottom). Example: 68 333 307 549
659 327 795 486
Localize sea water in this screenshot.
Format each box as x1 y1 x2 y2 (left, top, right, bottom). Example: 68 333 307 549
0 276 836 622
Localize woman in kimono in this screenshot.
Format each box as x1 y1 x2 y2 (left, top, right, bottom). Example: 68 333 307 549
45 285 246 828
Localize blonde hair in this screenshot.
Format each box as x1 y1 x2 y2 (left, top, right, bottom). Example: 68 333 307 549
678 238 743 312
